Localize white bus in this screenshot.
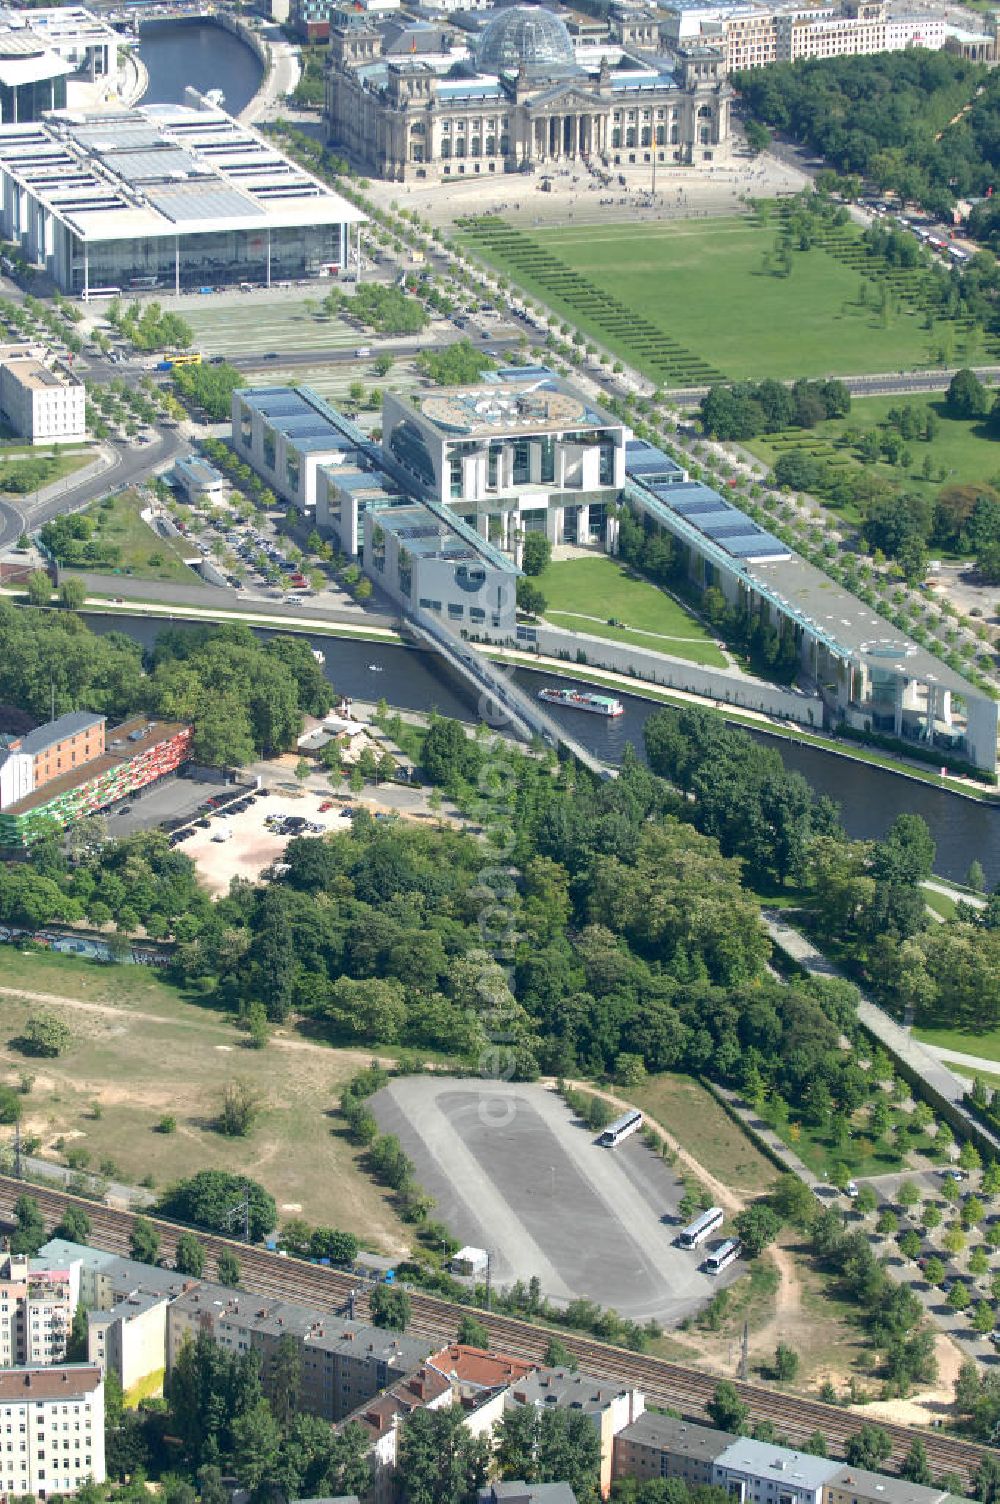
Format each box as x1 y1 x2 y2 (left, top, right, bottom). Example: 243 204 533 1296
78 286 120 302
703 1238 742 1275
598 1108 643 1148
677 1206 724 1249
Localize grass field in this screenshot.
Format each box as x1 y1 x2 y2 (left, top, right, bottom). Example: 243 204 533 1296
630 1072 775 1199
746 394 1000 535
460 217 941 383
538 557 727 667
940 1058 1000 1089
913 1023 1000 1065
68 489 197 584
0 949 407 1250
923 887 959 921
757 1094 940 1182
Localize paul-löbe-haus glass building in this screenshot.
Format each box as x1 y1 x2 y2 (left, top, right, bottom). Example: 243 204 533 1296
0 100 365 293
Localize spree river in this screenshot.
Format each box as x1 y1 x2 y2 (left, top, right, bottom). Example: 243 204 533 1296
85 614 999 885
137 19 264 116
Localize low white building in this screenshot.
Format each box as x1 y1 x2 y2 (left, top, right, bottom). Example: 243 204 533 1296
173 454 225 504
712 1438 839 1504
0 342 85 444
0 1364 105 1499
450 1246 489 1277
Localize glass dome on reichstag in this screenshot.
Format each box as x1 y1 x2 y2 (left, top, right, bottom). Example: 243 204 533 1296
476 6 576 75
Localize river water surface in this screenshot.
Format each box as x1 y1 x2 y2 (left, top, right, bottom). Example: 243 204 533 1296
85 614 999 885
137 19 264 115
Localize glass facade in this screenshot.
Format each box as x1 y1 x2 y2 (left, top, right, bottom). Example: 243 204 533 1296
70 223 344 292
389 420 436 489
0 75 66 125
476 6 576 74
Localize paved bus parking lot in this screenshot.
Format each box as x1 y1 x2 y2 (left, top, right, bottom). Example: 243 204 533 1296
371 1076 739 1323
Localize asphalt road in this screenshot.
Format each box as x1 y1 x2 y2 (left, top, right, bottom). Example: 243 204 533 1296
0 497 24 551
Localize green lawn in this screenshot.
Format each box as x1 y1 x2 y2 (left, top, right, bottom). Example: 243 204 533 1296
630 1072 776 1198
940 1058 1000 1089
538 556 727 667
68 488 197 584
460 216 942 383
756 1096 940 1182
913 1023 1000 1065
923 887 959 921
746 393 1000 535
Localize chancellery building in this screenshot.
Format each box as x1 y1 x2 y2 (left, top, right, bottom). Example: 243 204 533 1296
324 3 732 181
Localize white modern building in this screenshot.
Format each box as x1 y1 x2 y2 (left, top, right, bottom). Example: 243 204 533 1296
0 6 118 126
624 439 1000 775
232 384 362 513
0 100 366 294
0 1254 77 1368
661 0 946 68
712 1439 838 1504
382 369 627 551
364 497 518 633
0 1364 105 1499
0 341 85 443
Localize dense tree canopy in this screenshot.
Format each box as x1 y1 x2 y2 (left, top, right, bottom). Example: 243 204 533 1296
735 52 991 216
0 608 331 768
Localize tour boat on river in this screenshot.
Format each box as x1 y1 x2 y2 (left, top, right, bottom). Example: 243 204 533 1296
537 687 624 717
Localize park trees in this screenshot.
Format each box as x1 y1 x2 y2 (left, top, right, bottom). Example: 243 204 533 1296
707 1382 749 1434
17 1012 71 1057
520 533 552 577
370 1284 411 1331
26 569 51 607
494 1407 602 1504
734 1203 781 1258
946 368 992 419
129 1216 160 1265
219 1079 262 1137
396 1401 490 1504
174 1231 206 1277
845 1425 892 1470
10 1195 46 1256
157 1171 276 1241
54 1206 91 1245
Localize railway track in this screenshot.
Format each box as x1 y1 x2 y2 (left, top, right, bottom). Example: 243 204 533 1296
1 1175 991 1489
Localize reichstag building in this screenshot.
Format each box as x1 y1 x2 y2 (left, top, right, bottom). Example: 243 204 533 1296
324 2 732 182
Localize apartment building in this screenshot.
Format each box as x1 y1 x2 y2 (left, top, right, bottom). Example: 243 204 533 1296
664 0 945 69
613 1414 734 1490
0 342 85 444
167 1288 429 1424
824 1467 948 1504
0 1255 77 1368
505 1368 644 1498
610 1419 950 1504
0 1365 105 1500
351 1361 453 1504
425 1343 537 1442
36 1240 195 1399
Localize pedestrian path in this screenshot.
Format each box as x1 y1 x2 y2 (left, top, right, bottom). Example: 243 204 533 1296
921 1043 1000 1079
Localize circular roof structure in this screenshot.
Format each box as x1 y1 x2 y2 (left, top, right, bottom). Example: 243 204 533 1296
0 31 49 59
476 6 576 76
